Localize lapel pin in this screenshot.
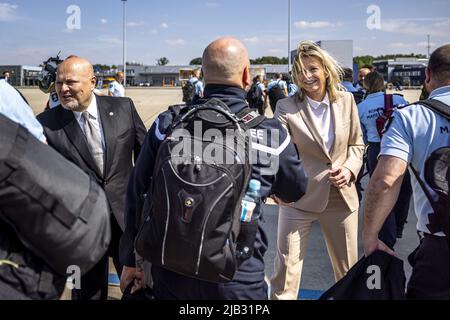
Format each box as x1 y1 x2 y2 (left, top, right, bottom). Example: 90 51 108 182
109 112 114 116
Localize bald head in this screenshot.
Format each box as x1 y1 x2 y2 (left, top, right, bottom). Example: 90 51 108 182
202 37 250 88
358 67 371 82
59 56 95 78
56 56 96 112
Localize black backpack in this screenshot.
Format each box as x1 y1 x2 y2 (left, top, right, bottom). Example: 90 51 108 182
135 98 265 283
0 114 111 298
267 81 286 112
246 83 262 109
0 219 66 300
408 99 450 241
182 80 198 104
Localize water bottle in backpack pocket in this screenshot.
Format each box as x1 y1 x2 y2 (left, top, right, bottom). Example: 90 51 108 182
235 179 262 260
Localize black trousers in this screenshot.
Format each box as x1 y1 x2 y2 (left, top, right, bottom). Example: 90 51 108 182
367 143 412 249
72 215 123 300
407 234 450 299
151 265 268 300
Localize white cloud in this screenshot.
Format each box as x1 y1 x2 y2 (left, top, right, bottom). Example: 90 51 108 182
100 18 108 24
294 20 343 29
417 41 436 48
127 21 145 27
381 19 450 37
268 48 284 54
161 22 168 29
389 42 409 48
432 0 450 5
151 29 158 34
389 41 437 49
243 36 260 44
97 35 122 45
165 39 186 46
205 2 219 7
0 2 18 21
433 19 450 28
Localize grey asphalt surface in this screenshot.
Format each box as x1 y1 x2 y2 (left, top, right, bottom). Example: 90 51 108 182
262 173 419 295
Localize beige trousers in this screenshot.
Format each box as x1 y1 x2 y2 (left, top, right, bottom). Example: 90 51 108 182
270 187 358 300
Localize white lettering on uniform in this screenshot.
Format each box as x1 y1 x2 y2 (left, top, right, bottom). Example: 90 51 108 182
250 129 264 140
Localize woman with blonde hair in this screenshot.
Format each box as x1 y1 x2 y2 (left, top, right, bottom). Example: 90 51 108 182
270 41 365 300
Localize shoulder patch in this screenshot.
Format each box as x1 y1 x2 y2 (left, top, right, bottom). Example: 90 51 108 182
240 110 260 124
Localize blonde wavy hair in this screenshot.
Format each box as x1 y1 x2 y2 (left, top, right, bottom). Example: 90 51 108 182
292 40 344 103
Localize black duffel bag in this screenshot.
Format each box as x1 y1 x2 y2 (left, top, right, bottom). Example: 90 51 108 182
0 113 111 277
0 219 67 300
319 250 406 300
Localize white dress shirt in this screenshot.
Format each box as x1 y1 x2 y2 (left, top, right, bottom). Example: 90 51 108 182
306 93 335 152
73 94 105 148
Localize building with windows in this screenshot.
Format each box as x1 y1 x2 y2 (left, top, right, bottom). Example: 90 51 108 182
0 65 42 86
373 58 428 87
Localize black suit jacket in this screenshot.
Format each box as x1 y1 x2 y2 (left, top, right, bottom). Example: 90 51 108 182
37 95 147 231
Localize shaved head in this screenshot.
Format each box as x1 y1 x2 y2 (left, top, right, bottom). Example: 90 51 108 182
56 56 96 112
202 37 250 88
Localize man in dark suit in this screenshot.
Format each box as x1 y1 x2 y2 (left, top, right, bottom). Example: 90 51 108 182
37 56 146 300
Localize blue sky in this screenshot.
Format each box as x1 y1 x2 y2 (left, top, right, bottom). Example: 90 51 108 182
0 0 449 66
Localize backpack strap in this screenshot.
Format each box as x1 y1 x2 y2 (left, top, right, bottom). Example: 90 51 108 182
171 98 242 129
164 104 189 134
168 99 265 131
167 104 187 120
409 163 443 234
0 124 28 182
384 94 394 112
38 265 57 294
416 99 450 120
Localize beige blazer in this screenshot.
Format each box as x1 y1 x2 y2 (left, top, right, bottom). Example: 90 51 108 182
275 91 365 213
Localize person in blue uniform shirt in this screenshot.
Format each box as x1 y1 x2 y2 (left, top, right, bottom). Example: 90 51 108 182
358 71 412 248
341 68 358 93
108 71 125 97
119 37 308 300
189 68 204 99
363 44 450 299
0 79 46 143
